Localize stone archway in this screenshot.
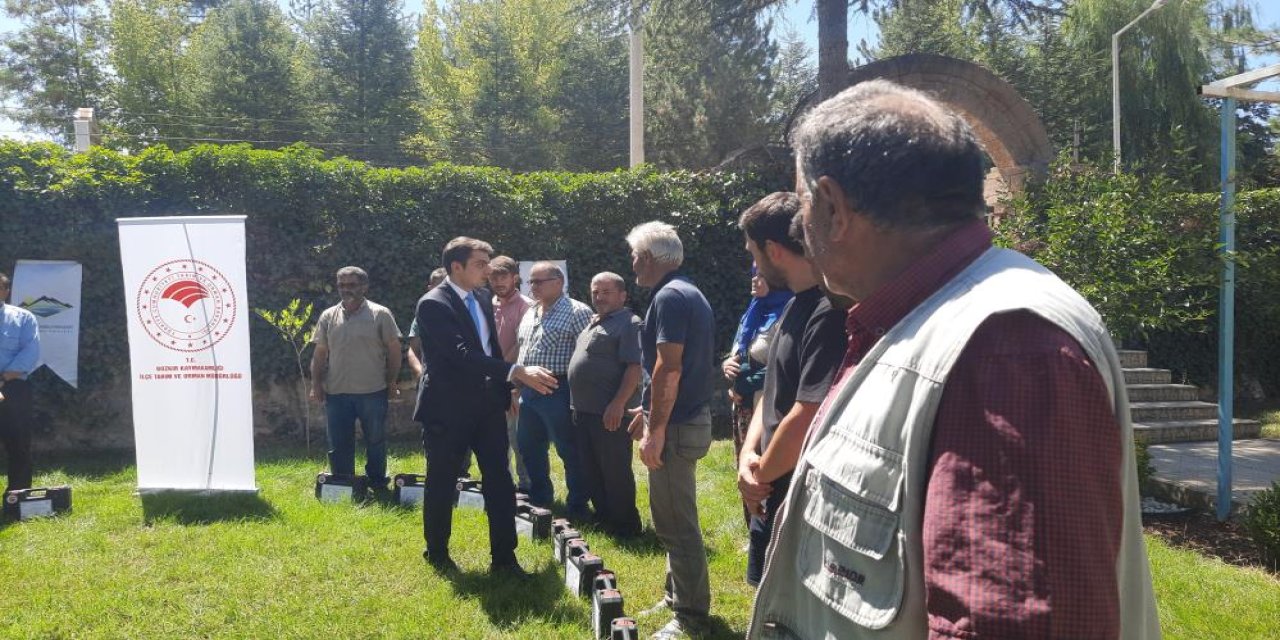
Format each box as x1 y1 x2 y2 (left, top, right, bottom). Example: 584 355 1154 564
793 54 1054 210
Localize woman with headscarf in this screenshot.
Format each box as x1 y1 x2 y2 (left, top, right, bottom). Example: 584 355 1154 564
722 267 792 497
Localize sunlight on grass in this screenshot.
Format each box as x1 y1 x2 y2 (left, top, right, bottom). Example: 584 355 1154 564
1257 408 1280 439
2 440 1276 638
0 441 755 639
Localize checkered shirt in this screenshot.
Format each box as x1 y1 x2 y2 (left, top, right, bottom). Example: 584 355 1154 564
515 295 592 375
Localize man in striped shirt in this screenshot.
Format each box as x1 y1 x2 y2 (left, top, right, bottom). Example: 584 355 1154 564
515 261 593 519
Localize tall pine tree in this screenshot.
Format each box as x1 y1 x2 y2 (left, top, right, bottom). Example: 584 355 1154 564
411 0 626 171
187 0 307 145
643 0 776 169
0 0 110 141
305 0 415 164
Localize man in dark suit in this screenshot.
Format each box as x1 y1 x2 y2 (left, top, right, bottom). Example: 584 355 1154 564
415 236 558 578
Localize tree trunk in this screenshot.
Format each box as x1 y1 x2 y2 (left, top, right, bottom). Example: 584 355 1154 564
816 0 849 101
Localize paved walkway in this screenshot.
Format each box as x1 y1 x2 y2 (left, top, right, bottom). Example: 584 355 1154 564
1148 438 1280 512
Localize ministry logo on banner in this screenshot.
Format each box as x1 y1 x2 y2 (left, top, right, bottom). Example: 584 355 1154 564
12 260 82 388
136 259 237 352
118 216 256 492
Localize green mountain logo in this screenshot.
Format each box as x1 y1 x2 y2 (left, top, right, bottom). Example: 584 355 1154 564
20 296 74 318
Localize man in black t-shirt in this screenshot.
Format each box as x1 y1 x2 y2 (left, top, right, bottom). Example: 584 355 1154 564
736 193 848 587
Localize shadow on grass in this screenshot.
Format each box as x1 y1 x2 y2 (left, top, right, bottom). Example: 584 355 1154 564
702 615 744 640
251 438 424 467
19 448 136 482
141 491 277 525
562 515 666 557
445 562 578 629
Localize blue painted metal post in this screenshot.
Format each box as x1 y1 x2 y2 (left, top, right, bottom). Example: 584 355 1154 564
1217 97 1237 522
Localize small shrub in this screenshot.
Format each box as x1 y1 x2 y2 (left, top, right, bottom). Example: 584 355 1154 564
1135 440 1155 493
1243 481 1280 565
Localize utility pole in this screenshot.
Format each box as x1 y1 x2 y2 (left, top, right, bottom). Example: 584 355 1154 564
1112 0 1169 172
628 0 644 168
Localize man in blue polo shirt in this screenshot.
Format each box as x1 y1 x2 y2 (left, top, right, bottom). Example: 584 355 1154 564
625 221 715 640
0 271 41 493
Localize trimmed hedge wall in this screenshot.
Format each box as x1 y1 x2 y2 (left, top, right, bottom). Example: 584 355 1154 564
0 142 777 440
4 142 1278 445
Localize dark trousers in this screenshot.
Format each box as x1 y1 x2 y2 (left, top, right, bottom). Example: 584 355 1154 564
324 390 389 486
747 472 791 586
0 379 33 493
517 384 588 511
573 410 642 535
422 409 518 566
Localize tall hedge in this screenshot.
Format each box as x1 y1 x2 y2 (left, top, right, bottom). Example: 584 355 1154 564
0 142 776 433
6 141 1280 442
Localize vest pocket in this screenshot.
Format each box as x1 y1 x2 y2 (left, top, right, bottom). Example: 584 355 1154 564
797 468 905 629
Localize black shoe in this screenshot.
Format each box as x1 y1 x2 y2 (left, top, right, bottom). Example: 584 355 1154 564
489 561 533 580
423 551 459 574
566 507 595 523
610 524 644 540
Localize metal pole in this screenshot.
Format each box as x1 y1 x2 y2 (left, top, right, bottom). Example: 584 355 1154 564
1112 32 1122 172
1217 97 1237 522
1112 0 1169 172
628 0 644 168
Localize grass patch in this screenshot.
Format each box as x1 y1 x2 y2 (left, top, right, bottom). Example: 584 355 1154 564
1255 407 1280 439
2 439 1277 638
1147 537 1280 638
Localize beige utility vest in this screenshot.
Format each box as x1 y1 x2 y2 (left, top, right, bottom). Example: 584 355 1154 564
748 247 1161 639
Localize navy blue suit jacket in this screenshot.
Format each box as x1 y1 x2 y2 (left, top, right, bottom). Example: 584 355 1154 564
413 282 514 428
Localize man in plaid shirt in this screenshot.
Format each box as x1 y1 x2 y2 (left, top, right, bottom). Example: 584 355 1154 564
515 261 594 518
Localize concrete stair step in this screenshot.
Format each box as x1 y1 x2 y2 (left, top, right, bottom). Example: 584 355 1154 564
1126 383 1199 403
1132 419 1262 444
1117 349 1148 369
1130 400 1219 422
1123 368 1172 385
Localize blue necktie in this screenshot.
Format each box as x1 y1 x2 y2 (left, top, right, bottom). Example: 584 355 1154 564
465 293 486 347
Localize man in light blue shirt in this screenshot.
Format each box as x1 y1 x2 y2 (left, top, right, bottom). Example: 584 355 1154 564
0 271 41 492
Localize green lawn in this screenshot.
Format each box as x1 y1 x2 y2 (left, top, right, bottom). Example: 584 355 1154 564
1255 406 1280 439
2 439 1277 639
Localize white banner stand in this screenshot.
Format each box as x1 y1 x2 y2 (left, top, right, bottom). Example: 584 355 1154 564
117 216 257 493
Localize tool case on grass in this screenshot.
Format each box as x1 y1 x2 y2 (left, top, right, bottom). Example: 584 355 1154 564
609 617 639 640
554 527 583 563
591 588 625 639
3 486 71 521
393 473 426 506
567 550 604 597
314 473 368 503
515 503 552 540
455 478 485 509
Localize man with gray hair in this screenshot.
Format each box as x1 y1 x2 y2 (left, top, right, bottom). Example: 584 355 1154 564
310 266 402 491
625 221 716 639
748 80 1159 638
515 261 593 518
567 272 644 538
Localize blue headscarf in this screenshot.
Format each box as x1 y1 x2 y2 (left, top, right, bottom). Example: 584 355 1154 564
732 272 792 360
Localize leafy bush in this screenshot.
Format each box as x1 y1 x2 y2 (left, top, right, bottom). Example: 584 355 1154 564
999 156 1280 396
998 159 1217 342
1243 482 1280 565
1135 440 1154 493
